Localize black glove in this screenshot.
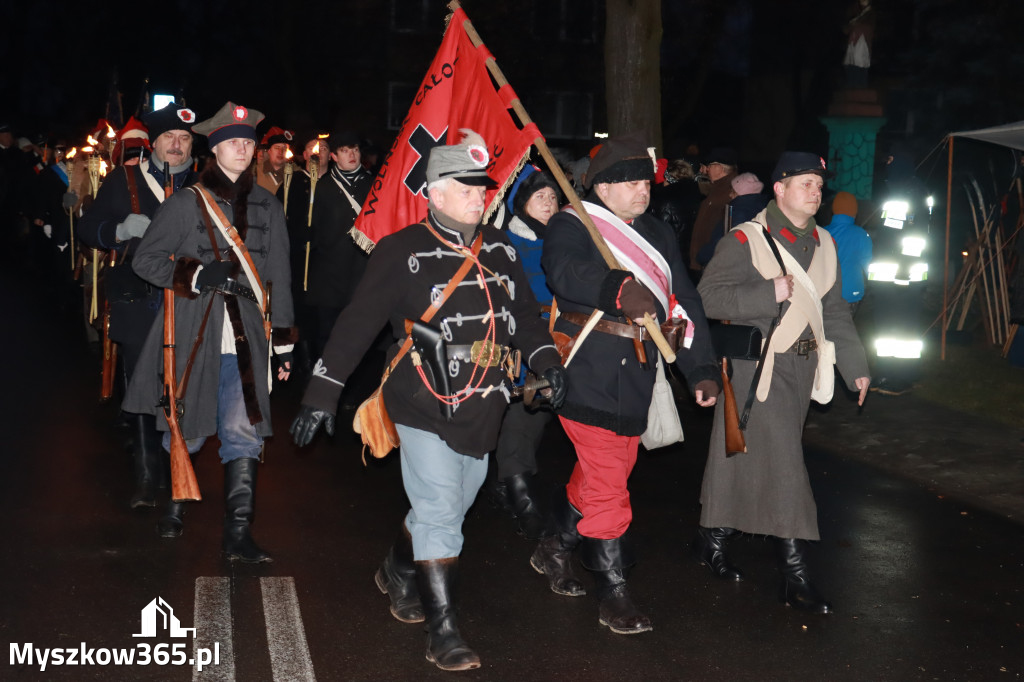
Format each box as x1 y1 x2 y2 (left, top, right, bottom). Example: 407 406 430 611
62 191 79 211
617 279 658 321
276 352 294 370
290 404 336 447
542 365 569 410
195 260 237 291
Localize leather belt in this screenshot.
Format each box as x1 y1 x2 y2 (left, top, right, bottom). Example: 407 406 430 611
785 337 817 355
214 278 259 305
447 340 512 367
560 311 648 341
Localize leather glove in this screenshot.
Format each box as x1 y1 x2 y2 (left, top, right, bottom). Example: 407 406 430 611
115 213 151 241
195 260 237 291
695 379 720 400
617 279 658 321
290 404 336 447
542 365 569 410
62 191 79 210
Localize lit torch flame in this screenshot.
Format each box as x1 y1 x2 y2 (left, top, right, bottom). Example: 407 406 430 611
100 160 109 176
312 141 320 155
66 147 78 159
106 124 116 139
285 148 294 160
317 133 330 139
87 135 99 146
81 146 94 153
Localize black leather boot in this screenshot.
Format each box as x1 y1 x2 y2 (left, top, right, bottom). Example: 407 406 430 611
530 489 586 596
415 558 480 671
375 523 425 623
222 458 272 563
580 534 652 635
693 526 743 581
157 499 186 538
776 537 832 614
503 472 546 539
130 414 161 509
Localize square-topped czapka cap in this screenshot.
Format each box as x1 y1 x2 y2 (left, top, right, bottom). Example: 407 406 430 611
192 102 265 149
426 128 495 186
771 151 832 184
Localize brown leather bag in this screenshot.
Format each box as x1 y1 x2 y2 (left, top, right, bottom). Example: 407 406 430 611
353 230 482 461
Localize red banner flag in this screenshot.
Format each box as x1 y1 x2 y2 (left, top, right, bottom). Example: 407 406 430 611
350 6 542 252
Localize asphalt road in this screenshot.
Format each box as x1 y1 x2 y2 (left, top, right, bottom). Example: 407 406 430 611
3 270 1023 681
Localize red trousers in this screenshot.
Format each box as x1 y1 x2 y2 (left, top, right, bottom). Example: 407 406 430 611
560 417 640 539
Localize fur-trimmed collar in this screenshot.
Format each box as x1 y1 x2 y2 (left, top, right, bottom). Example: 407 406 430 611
508 215 538 241
199 162 252 240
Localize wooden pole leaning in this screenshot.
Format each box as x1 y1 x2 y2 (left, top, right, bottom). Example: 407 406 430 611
451 0 675 363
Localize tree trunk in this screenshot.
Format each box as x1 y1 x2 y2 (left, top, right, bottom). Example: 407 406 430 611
605 0 663 151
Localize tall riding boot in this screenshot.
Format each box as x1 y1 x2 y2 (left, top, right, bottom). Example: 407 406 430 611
692 526 743 581
415 558 480 671
580 534 653 635
375 523 425 623
130 414 161 508
503 472 546 539
776 537 832 614
222 458 272 563
157 499 186 538
530 488 586 596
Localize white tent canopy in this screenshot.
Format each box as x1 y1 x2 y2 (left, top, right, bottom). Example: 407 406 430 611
951 121 1024 152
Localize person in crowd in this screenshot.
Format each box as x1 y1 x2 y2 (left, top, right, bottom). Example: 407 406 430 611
533 133 720 635
77 103 199 511
695 151 870 614
491 164 561 538
290 130 567 671
123 102 295 562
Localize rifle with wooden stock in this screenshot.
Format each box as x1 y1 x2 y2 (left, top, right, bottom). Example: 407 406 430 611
721 357 746 455
99 249 118 401
161 161 201 502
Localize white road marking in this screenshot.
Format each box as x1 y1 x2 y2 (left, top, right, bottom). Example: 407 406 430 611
193 577 235 682
261 577 316 682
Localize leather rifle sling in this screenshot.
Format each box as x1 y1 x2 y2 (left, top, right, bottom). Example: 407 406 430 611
382 229 482 382
194 186 269 339
739 224 787 430
174 191 227 401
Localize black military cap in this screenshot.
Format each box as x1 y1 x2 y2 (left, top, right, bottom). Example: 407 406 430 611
771 151 831 184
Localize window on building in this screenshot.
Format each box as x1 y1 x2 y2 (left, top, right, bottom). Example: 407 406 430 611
387 82 418 130
525 91 593 140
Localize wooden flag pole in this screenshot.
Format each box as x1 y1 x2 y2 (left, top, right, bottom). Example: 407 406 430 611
449 0 676 362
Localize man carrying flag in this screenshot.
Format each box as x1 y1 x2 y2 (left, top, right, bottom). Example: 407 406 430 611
533 134 721 634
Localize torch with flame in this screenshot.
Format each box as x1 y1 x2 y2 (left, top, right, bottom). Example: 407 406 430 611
282 148 295 218
65 147 78 269
105 123 117 155
304 140 322 291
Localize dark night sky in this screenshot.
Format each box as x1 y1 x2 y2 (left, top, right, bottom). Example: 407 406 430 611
5 0 1024 174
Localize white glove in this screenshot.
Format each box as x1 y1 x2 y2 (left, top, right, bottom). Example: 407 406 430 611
43 224 52 239
115 213 152 241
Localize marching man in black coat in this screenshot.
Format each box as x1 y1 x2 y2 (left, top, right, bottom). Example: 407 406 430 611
78 103 199 509
532 134 721 635
291 130 568 671
123 102 296 562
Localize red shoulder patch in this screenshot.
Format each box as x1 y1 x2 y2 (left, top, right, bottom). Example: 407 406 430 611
734 231 748 244
779 228 797 243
